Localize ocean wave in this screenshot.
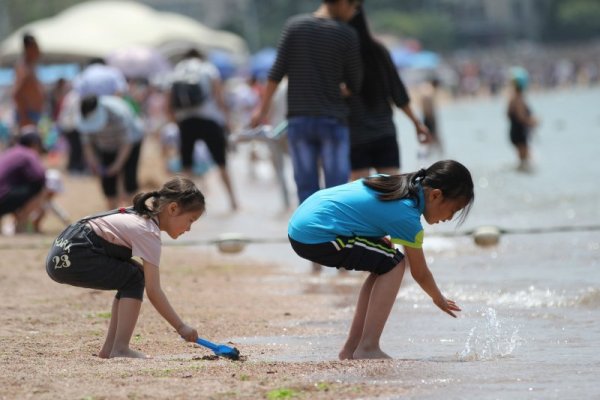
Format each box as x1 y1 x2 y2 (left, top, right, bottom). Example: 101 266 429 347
398 284 600 309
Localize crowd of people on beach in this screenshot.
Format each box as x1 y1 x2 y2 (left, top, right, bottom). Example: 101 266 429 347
2 10 598 235
0 0 597 361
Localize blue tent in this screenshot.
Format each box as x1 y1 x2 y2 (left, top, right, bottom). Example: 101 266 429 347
390 48 440 70
0 63 80 86
208 50 238 80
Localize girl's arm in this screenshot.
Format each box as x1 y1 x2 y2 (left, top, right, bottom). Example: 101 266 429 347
403 246 461 318
143 261 198 342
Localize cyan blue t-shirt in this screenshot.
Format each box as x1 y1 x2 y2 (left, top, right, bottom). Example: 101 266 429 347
288 179 425 248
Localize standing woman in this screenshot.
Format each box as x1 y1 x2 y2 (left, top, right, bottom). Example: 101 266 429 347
347 5 430 181
507 67 538 172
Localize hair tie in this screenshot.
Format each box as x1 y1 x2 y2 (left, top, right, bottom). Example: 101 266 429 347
152 191 160 197
417 168 427 179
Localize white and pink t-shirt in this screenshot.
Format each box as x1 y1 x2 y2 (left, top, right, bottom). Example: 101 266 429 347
88 213 161 266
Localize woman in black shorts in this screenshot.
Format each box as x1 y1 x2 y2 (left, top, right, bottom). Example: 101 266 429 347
347 5 430 181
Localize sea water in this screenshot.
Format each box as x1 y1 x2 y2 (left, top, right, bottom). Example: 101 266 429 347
188 86 600 399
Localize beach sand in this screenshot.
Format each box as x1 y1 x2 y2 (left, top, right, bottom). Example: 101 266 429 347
0 140 413 400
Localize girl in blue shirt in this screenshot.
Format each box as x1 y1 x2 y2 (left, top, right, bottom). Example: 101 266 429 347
288 159 474 359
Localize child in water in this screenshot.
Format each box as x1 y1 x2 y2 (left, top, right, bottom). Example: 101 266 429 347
288 159 474 359
46 176 205 358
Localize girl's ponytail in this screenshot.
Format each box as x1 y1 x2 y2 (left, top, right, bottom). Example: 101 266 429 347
363 170 423 204
131 177 205 219
133 191 159 217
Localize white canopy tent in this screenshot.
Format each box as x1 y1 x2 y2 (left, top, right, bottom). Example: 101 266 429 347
0 0 249 66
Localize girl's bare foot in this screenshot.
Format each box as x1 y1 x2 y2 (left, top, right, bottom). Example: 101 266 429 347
353 347 392 360
98 350 111 359
338 348 354 360
110 348 150 359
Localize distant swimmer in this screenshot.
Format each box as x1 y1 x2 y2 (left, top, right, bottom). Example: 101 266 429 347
507 67 538 172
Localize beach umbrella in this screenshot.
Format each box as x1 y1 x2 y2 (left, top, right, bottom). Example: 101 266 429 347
107 46 172 80
0 1 249 66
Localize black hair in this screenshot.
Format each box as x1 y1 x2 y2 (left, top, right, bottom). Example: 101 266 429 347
18 132 43 149
183 48 205 60
22 33 36 48
348 5 401 108
80 95 98 118
87 57 106 66
363 159 474 223
132 176 206 219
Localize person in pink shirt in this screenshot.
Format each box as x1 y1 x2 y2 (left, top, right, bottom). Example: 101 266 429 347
46 176 205 359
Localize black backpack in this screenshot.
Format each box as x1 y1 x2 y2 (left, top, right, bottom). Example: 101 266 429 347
169 59 209 110
170 81 206 110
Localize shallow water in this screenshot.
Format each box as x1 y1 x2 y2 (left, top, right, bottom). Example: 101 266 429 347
184 86 600 398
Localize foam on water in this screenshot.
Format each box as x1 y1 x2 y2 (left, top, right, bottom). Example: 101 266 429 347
458 307 521 361
398 284 600 309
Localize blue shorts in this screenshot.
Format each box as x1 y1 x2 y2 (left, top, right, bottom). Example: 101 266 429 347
289 235 404 275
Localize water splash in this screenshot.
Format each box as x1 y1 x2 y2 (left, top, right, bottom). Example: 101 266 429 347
458 307 521 361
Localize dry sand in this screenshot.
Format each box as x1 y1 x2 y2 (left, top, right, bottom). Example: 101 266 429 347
0 143 413 400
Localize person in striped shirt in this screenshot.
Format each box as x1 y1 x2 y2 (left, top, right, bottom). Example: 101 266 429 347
251 0 363 204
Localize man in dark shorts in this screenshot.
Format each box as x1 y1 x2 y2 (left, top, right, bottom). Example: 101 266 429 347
0 131 46 232
169 49 238 211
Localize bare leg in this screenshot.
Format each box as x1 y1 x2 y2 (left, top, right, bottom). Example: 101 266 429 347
98 298 119 358
516 144 531 172
311 262 322 274
353 261 406 360
339 272 377 360
13 190 47 232
109 297 148 359
218 166 238 211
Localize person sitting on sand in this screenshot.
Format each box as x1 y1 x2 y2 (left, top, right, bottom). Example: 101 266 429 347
288 159 474 359
46 177 205 358
0 130 47 233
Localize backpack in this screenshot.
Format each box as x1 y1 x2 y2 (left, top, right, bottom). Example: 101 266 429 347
170 81 206 110
170 59 209 110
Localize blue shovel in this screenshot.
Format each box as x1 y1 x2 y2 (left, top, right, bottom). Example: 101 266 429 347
195 337 240 360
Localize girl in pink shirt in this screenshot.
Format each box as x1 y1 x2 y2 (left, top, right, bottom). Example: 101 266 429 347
46 176 205 359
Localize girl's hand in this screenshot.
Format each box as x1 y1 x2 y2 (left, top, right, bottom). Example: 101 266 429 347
433 297 461 318
178 324 198 342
